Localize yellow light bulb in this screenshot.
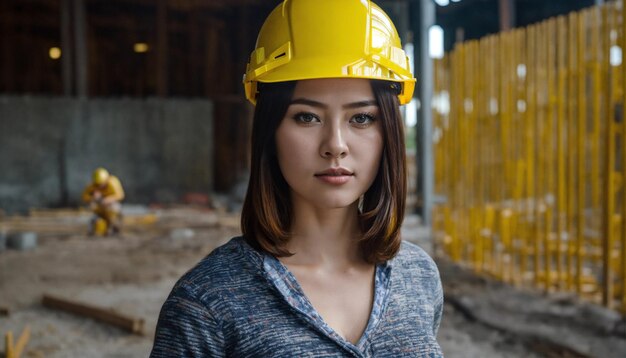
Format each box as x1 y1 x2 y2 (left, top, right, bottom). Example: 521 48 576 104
134 43 149 53
49 47 61 60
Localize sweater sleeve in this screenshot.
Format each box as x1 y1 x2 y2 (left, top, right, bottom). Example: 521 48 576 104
432 271 444 337
150 286 226 358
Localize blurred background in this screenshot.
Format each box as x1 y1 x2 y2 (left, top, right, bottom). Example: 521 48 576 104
1 0 626 357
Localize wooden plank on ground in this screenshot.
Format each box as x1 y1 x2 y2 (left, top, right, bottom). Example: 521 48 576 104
29 208 90 217
42 294 144 335
0 214 158 235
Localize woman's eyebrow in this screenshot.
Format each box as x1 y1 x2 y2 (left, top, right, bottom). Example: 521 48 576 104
289 98 378 109
343 100 378 109
290 98 326 108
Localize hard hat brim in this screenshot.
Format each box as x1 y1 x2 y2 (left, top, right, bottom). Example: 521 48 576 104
245 55 415 105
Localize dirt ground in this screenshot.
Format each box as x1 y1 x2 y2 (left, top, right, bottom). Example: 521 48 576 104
1 206 625 357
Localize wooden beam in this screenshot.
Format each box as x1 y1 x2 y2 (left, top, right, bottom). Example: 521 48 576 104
0 15 61 29
1 1 14 92
238 4 250 86
204 24 220 96
42 294 145 335
190 11 201 94
169 0 278 10
73 0 88 97
86 14 225 33
0 213 157 235
87 0 278 10
60 0 74 95
156 0 168 97
0 7 227 32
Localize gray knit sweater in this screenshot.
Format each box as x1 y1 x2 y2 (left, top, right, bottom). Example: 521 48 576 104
150 237 444 357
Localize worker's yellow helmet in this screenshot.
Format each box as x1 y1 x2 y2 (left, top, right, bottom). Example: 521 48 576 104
92 168 109 185
243 0 415 105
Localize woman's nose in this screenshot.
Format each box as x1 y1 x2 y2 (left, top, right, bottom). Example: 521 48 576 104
320 125 349 159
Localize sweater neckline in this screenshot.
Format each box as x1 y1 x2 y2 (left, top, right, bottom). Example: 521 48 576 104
261 250 393 353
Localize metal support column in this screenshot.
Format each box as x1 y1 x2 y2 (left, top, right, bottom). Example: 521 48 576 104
411 0 436 225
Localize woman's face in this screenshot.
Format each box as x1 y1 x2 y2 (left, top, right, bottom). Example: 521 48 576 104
275 78 384 210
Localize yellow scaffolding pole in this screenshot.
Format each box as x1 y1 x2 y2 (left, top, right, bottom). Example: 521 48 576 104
432 0 626 316
622 0 626 313
601 2 616 309
557 15 567 290
523 25 535 286
541 19 556 291
576 8 587 297
566 11 578 292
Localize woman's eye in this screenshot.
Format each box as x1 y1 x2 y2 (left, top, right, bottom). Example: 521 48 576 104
350 113 376 125
293 112 320 124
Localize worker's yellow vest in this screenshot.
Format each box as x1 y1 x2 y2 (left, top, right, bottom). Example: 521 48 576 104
82 175 125 203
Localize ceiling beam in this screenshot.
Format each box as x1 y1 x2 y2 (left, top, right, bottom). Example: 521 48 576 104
87 0 278 11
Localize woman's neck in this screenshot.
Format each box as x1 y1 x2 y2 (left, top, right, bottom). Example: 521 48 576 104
281 199 365 268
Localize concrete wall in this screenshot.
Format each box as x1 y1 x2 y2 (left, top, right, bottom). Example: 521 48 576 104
0 96 213 214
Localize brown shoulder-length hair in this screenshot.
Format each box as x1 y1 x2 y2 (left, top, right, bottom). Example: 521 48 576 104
241 79 407 264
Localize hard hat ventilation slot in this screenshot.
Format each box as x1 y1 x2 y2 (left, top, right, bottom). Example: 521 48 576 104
274 53 286 59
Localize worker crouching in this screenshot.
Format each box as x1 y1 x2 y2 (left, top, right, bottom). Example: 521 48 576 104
82 167 125 236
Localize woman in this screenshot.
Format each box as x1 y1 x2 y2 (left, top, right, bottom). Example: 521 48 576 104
151 0 443 356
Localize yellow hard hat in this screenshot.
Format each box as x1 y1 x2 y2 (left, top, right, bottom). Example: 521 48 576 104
243 0 415 105
92 167 109 185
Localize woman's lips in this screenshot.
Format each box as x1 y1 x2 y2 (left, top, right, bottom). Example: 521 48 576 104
315 174 352 185
314 168 354 185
